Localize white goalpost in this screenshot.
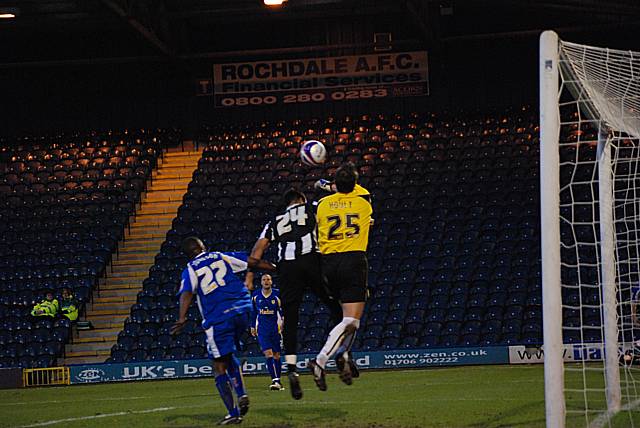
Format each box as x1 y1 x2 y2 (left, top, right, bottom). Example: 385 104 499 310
540 31 640 427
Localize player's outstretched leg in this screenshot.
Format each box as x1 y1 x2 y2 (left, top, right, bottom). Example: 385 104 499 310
275 355 283 388
268 352 284 391
215 373 242 425
282 302 303 399
226 356 249 416
310 317 360 390
307 359 327 391
287 370 303 400
264 351 283 391
335 333 358 385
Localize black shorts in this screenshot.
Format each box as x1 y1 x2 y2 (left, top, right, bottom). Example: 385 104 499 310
322 251 368 303
277 252 332 307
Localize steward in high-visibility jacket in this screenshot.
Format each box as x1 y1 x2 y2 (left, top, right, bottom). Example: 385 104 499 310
60 288 79 322
30 292 59 317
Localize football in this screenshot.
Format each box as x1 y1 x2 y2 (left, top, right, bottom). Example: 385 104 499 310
300 140 327 166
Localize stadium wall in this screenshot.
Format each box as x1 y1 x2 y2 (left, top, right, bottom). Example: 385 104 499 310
64 344 614 385
0 36 539 136
69 346 508 384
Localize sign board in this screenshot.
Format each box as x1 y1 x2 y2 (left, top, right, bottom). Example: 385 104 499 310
213 51 429 107
69 346 506 384
508 344 606 364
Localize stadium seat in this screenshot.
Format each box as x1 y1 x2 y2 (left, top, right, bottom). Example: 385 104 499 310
102 111 554 363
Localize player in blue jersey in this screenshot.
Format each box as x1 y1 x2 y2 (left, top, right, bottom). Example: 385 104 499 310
171 237 275 425
251 274 284 391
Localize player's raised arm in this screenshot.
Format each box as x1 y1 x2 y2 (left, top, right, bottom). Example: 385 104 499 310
248 254 276 272
248 239 272 267
172 269 196 335
248 221 276 272
171 290 194 335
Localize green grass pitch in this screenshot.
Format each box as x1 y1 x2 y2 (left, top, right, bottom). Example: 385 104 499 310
1 365 637 427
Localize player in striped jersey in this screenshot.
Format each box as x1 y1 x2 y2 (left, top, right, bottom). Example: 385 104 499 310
245 188 342 400
172 237 275 425
251 274 284 391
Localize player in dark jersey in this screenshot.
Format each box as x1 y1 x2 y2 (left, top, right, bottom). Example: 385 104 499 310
172 237 275 425
308 163 373 391
251 274 284 391
245 188 342 400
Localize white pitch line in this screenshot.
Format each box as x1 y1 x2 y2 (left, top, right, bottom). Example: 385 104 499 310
588 398 640 428
16 396 537 427
3 378 542 408
19 406 177 427
0 396 150 407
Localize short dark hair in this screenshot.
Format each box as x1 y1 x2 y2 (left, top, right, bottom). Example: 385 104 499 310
284 188 306 206
182 236 206 259
334 163 358 193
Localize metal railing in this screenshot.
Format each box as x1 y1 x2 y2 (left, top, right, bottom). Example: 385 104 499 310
23 367 70 387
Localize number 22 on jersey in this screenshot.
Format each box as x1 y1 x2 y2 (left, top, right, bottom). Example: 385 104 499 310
196 260 227 294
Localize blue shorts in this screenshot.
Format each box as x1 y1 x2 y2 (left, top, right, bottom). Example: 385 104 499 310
204 312 250 359
257 329 282 353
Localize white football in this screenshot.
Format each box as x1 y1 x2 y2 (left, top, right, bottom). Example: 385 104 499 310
300 140 327 166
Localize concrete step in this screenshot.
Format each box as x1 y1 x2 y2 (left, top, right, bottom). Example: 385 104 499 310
129 222 173 231
135 206 182 216
64 349 113 358
110 261 153 270
119 239 165 249
89 316 129 330
114 252 156 261
106 270 147 279
90 301 133 311
113 253 155 261
71 336 119 344
62 355 109 365
94 295 138 304
143 192 185 203
97 289 139 298
138 199 182 207
116 248 160 256
127 219 172 229
99 279 143 288
133 213 175 223
123 232 167 241
148 176 191 185
153 164 198 172
72 328 121 342
118 242 164 251
155 161 199 168
163 151 201 158
148 183 188 192
86 308 131 317
152 173 194 181
66 341 115 353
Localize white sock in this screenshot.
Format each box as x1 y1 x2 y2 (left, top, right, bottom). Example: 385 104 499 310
316 317 360 368
285 355 297 365
336 331 357 357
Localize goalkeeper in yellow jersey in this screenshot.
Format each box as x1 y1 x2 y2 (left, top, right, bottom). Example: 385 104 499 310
308 163 373 390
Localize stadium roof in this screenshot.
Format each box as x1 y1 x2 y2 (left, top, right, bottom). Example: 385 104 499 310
0 0 638 67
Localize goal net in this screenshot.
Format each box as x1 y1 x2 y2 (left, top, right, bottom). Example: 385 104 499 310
540 31 640 427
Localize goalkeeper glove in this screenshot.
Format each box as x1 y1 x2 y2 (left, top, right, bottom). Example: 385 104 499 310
314 179 333 192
